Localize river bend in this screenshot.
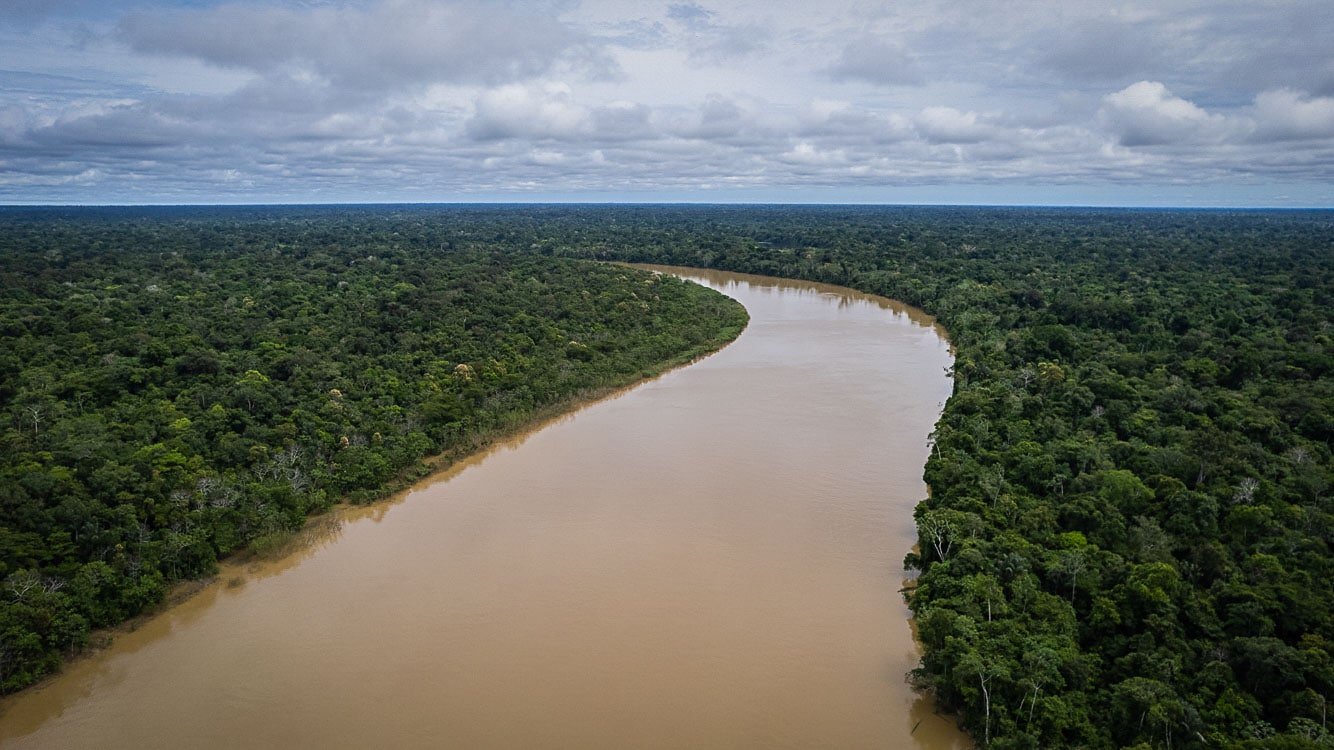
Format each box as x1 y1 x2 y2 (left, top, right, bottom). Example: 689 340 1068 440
0 267 965 749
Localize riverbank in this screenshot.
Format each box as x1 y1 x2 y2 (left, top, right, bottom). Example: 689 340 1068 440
2 268 965 749
0 270 748 705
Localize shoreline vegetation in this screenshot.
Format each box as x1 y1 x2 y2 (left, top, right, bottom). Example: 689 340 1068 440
2 205 1330 750
556 206 1331 750
0 213 748 696
6 321 746 700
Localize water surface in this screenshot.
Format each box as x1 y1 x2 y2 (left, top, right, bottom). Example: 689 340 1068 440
0 267 966 749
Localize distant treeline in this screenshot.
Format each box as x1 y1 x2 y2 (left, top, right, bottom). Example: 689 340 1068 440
0 204 1329 749
0 211 746 693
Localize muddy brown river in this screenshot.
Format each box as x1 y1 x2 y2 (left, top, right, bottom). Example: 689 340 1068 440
0 267 967 749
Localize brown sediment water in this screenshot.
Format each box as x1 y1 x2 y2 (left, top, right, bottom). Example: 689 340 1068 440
0 267 969 749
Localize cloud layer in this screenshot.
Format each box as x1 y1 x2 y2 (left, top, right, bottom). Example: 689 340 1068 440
0 0 1331 204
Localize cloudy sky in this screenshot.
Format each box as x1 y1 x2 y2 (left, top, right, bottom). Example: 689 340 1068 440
1 0 1332 205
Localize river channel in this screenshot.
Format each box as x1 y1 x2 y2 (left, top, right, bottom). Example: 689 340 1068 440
0 267 966 749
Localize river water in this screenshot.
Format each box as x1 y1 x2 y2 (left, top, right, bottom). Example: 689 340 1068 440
0 267 966 749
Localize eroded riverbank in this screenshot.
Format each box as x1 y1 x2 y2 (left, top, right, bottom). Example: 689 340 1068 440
0 268 966 749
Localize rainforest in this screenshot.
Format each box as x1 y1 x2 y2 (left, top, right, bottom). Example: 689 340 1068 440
1 204 1331 750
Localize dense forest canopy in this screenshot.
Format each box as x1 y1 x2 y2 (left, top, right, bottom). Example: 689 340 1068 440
1 204 1330 749
544 204 1333 750
0 209 746 693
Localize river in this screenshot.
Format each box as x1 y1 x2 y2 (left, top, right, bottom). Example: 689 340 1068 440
0 267 966 749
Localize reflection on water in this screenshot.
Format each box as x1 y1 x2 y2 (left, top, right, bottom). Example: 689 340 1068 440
0 267 968 749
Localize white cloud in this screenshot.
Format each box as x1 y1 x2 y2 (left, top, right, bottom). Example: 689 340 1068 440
1036 19 1167 83
591 101 656 141
914 107 993 144
1099 81 1228 146
1 0 1333 202
1251 89 1334 141
827 34 921 86
466 84 593 141
118 0 611 91
671 94 761 141
780 141 846 166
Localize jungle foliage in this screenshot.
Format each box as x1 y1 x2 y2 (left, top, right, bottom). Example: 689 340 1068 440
0 204 1329 750
542 204 1333 750
0 207 746 693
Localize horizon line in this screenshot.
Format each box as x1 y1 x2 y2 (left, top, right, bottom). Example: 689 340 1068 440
1 200 1331 211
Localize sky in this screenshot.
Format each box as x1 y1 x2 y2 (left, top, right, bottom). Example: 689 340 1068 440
0 0 1332 206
